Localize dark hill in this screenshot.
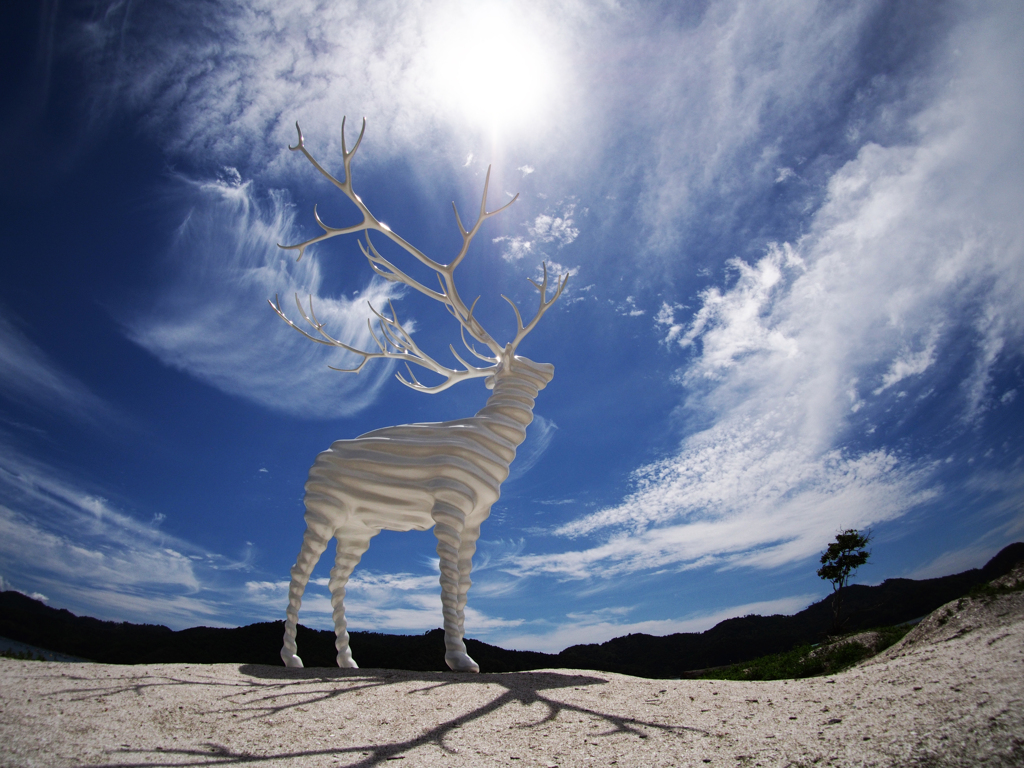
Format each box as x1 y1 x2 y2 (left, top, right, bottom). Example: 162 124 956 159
2 542 1021 678
555 541 1024 677
0 595 552 672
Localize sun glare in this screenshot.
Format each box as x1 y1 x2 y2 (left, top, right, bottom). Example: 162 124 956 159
424 3 560 134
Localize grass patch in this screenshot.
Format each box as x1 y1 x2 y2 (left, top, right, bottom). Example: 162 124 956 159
700 624 914 681
966 578 1024 604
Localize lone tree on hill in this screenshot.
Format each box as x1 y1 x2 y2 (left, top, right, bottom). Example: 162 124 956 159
818 529 872 635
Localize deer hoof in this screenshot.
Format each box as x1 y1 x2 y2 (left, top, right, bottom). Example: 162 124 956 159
445 651 480 673
281 650 304 669
336 650 359 669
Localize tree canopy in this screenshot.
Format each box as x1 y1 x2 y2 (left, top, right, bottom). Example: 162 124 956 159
818 529 872 634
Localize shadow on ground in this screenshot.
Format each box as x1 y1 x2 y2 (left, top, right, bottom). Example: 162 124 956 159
40 665 707 767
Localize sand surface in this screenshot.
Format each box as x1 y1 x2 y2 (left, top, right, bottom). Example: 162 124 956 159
2 589 1022 768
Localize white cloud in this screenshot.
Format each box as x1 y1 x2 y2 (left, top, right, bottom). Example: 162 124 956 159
540 5 1024 580
537 261 579 281
621 1 894 254
528 441 935 580
673 245 801 374
0 573 47 603
124 175 404 418
0 441 254 627
873 335 938 394
655 301 686 345
0 308 120 426
518 165 535 176
617 296 645 317
775 167 795 183
528 203 579 247
78 0 586 175
506 415 558 483
492 235 534 263
245 568 522 634
908 542 997 581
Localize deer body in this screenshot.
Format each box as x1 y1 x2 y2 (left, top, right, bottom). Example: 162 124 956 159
282 356 552 671
272 119 567 672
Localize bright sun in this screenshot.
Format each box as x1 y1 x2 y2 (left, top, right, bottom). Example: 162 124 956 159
424 3 559 134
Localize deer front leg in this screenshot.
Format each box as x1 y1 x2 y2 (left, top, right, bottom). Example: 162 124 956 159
432 501 479 672
329 528 375 668
281 524 331 668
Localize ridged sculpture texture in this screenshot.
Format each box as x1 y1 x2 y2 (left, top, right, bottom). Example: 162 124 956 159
272 119 567 673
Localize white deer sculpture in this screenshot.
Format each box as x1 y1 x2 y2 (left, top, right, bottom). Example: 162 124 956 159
272 118 567 673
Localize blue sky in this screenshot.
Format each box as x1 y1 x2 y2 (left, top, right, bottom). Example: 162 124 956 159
0 0 1022 654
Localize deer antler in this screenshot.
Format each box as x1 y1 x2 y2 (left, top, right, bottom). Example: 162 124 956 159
269 293 494 393
274 118 569 390
502 263 570 351
279 118 518 359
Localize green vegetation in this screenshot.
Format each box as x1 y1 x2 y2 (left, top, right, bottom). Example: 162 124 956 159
700 623 913 681
966 575 1024 604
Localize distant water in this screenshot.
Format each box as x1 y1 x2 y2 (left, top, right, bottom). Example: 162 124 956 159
0 636 90 662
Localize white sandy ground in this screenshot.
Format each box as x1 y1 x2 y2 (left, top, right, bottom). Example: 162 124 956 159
2 586 1022 768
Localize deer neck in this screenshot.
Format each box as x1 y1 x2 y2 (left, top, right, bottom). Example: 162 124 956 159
474 370 545 449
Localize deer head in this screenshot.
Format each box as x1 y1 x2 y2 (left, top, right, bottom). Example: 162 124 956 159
271 118 568 393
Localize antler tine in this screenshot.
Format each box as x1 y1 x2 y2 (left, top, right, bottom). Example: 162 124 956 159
448 344 480 372
301 294 369 350
340 116 366 160
267 293 360 354
508 262 570 351
374 314 401 352
288 122 347 191
397 362 423 388
365 302 406 353
490 192 520 216
448 166 520 271
339 116 367 207
460 323 496 363
382 299 417 349
501 293 526 333
466 294 481 323
359 235 447 302
268 295 324 344
481 167 520 218
278 203 370 263
526 260 549 293
366 317 387 353
478 165 492 219
287 122 305 152
327 359 371 374
451 201 468 237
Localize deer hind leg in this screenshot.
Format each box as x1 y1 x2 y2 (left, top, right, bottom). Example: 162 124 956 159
329 527 376 669
454 519 484 648
432 500 479 672
281 523 331 668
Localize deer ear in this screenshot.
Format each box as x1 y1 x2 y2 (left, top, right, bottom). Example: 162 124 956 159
484 375 496 390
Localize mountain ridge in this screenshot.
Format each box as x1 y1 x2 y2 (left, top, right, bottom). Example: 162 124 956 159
2 541 1021 678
